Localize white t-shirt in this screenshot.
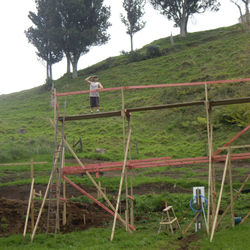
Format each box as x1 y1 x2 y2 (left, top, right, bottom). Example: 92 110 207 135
90 82 100 97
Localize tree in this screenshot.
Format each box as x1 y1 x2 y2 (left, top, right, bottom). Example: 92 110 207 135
150 0 220 37
56 0 111 78
25 0 63 85
121 0 146 51
231 0 249 31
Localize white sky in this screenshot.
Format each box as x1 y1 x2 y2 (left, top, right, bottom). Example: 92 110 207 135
0 0 244 95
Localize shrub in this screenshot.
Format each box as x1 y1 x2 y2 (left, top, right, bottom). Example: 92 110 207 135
146 45 161 58
127 50 146 62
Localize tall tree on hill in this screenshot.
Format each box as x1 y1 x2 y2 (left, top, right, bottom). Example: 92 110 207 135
120 0 146 51
231 0 249 31
56 0 111 78
25 0 63 86
150 0 220 37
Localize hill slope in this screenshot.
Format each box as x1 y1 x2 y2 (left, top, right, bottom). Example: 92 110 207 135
0 24 249 162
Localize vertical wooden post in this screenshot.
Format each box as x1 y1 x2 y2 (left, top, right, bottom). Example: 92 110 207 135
130 177 134 227
205 83 212 234
228 148 234 227
125 169 129 231
110 129 132 241
30 158 34 232
62 147 67 226
121 88 126 153
210 153 230 242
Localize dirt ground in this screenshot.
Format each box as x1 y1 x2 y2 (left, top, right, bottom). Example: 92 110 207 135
0 160 249 238
0 198 112 237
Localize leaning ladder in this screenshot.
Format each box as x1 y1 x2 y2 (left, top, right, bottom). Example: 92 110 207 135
46 102 66 236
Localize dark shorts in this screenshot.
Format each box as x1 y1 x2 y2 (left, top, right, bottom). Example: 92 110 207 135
90 96 100 107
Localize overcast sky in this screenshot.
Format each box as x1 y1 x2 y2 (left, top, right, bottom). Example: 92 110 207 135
0 0 244 95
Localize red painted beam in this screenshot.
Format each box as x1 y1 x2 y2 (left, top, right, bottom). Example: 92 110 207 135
213 125 250 156
63 153 250 174
56 78 250 97
63 175 136 231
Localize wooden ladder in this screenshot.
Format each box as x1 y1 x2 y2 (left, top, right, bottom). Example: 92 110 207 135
158 202 181 234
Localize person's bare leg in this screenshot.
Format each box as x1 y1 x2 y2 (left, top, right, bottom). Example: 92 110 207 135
97 106 100 112
90 107 94 113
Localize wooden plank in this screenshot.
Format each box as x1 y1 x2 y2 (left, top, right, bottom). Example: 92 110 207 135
210 97 250 106
0 161 47 166
110 129 132 241
210 153 230 242
30 159 34 232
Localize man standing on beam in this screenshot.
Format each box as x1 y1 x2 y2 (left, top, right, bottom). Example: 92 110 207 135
85 75 104 113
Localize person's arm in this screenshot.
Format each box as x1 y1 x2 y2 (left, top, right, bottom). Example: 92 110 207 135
85 76 92 85
98 82 104 89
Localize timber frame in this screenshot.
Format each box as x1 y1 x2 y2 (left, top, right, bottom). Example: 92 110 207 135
31 78 250 242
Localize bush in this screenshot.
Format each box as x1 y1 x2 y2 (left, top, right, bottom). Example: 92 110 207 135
146 45 161 58
127 50 146 62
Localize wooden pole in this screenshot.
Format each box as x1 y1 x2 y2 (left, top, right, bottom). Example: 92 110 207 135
228 148 234 227
23 178 35 242
240 212 250 225
216 174 250 229
62 147 67 226
182 212 201 235
130 177 134 227
205 83 212 234
121 88 126 153
110 129 132 241
49 119 133 232
210 153 230 242
30 159 34 232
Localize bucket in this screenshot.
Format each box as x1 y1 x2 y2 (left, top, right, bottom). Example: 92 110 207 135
234 217 242 225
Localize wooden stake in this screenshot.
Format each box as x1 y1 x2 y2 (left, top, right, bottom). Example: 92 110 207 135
125 169 129 232
121 88 126 153
110 129 132 241
216 174 250 229
210 153 230 242
228 148 234 227
23 178 35 242
49 119 133 232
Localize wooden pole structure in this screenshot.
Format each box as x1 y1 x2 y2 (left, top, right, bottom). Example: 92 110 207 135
49 119 133 232
205 83 212 233
228 148 234 227
210 153 230 242
216 174 250 229
30 159 35 232
23 178 35 242
110 129 132 241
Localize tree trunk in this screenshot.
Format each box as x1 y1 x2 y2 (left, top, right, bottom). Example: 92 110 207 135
46 62 50 80
130 33 134 52
66 53 71 73
180 15 188 37
71 57 79 78
245 0 249 31
49 63 53 80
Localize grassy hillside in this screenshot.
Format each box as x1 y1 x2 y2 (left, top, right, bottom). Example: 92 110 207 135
0 24 249 162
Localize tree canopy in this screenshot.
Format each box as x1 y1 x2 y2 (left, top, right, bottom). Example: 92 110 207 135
56 0 111 78
121 0 146 51
25 0 63 85
150 0 220 37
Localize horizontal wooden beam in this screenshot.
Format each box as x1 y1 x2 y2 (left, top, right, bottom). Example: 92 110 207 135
0 161 47 166
58 97 250 122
